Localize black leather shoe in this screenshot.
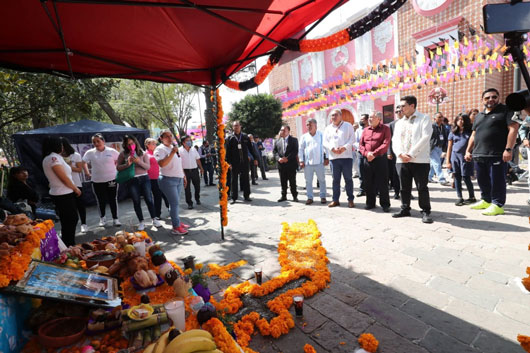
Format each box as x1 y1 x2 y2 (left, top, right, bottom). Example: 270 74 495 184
393 193 400 200
364 205 375 210
392 209 411 218
244 197 252 202
187 204 193 209
230 199 237 204
196 200 201 205
383 207 391 213
252 182 258 185
293 197 299 202
422 213 433 224
262 178 269 180
277 197 287 202
356 191 366 197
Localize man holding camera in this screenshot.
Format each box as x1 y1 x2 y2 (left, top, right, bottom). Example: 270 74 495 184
465 88 520 216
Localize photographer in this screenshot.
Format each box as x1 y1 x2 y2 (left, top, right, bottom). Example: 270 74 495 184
518 112 530 205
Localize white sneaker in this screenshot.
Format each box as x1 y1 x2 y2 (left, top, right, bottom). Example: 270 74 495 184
80 224 88 233
113 219 122 226
138 221 145 231
99 217 106 227
153 218 162 228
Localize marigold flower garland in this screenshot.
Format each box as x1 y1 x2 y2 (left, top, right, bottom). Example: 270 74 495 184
358 333 379 353
211 89 229 226
212 220 330 347
0 220 53 287
519 334 530 353
225 59 277 91
304 343 317 353
206 259 247 280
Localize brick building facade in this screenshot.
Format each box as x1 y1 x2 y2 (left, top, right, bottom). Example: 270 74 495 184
268 0 519 134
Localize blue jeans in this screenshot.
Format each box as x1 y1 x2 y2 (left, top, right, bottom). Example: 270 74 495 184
429 146 446 182
330 158 354 202
127 175 156 222
304 164 327 200
474 157 507 207
159 175 184 227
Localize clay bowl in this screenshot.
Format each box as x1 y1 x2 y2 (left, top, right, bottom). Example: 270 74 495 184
38 316 87 348
85 251 117 268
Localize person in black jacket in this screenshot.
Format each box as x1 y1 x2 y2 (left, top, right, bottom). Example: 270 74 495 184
273 125 299 202
7 166 39 216
225 121 258 204
429 112 450 185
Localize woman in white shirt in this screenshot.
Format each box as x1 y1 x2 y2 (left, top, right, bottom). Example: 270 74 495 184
154 130 189 235
116 135 160 230
42 136 81 246
83 133 121 227
61 137 89 233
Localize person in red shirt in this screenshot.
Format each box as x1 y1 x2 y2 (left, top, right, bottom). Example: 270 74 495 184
359 111 391 212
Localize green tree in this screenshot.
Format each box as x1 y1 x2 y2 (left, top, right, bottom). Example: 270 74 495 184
228 93 283 138
110 81 200 137
0 70 115 165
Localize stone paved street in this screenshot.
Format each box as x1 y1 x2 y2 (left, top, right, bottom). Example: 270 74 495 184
76 169 530 353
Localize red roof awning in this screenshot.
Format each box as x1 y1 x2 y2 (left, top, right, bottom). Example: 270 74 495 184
0 0 346 86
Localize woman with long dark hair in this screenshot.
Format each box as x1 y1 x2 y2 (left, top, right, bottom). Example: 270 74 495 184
445 114 476 206
61 137 89 233
116 135 160 230
82 133 121 227
42 136 81 246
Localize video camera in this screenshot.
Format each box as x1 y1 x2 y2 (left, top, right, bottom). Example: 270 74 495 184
483 0 530 125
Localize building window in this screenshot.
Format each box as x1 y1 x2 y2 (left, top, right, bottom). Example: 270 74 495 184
425 41 448 72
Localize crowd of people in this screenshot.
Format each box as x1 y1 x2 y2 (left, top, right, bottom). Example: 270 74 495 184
2 87 529 247
226 88 527 225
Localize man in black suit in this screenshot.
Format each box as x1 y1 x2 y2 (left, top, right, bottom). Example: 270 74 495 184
273 125 299 202
225 121 259 204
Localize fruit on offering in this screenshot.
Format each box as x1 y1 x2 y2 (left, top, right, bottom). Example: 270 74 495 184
172 277 191 298
124 244 136 253
153 330 171 353
163 334 216 353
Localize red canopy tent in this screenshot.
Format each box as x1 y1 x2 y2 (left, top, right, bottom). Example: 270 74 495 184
0 0 346 86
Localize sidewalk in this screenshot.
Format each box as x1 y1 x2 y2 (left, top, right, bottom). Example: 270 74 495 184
75 171 530 353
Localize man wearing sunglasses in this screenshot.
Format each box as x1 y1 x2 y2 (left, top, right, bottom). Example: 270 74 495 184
465 88 520 216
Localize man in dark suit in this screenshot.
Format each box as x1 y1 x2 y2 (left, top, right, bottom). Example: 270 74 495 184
225 121 259 204
273 125 299 202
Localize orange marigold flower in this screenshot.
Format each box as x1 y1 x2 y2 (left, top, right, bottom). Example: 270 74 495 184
304 343 317 353
358 333 379 353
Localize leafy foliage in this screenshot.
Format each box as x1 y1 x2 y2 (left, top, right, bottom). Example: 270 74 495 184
228 93 283 139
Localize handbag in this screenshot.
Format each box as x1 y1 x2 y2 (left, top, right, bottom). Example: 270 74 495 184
116 163 135 184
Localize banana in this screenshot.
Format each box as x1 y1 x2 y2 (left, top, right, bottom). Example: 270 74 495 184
191 350 223 353
153 330 171 353
167 329 213 347
163 336 216 353
143 342 156 353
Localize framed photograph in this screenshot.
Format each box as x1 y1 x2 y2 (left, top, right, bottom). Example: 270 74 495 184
382 104 395 124
4 260 120 308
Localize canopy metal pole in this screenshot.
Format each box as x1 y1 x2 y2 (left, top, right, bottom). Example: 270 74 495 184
212 70 224 240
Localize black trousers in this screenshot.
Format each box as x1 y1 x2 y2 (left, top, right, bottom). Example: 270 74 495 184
230 164 251 200
388 155 400 195
250 163 258 183
363 156 390 208
357 151 365 192
279 165 297 198
203 162 215 185
150 177 169 218
51 193 79 247
397 163 431 213
259 156 267 179
74 192 86 224
184 168 201 205
92 180 118 219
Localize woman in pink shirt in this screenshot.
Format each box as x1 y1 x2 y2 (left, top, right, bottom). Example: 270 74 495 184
145 138 169 220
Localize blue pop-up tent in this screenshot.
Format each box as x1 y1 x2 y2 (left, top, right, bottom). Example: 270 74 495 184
12 119 149 201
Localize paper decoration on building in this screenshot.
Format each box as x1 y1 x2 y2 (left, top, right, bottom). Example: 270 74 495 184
332 46 349 68
374 20 393 54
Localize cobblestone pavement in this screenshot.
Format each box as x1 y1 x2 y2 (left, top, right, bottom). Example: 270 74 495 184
77 169 530 353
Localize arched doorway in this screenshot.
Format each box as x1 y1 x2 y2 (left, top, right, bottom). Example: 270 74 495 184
341 109 354 124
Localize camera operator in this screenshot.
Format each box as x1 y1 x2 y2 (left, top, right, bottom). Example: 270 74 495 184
518 111 530 205
464 88 520 216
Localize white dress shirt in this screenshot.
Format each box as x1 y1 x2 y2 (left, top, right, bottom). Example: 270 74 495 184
323 120 355 160
299 131 326 165
392 110 433 164
179 146 201 169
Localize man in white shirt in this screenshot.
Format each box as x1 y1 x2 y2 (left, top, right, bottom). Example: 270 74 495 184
323 109 355 208
391 95 434 223
299 118 328 205
179 135 204 209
